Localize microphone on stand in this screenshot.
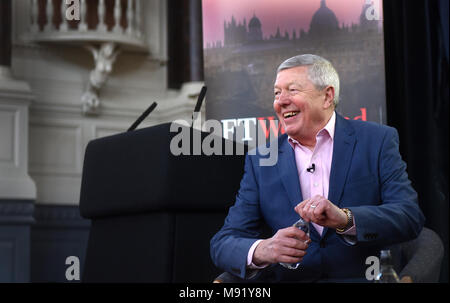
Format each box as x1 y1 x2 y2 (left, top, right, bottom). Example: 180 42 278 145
191 86 207 127
127 102 158 132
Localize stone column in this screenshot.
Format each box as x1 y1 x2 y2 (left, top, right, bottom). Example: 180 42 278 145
0 0 36 283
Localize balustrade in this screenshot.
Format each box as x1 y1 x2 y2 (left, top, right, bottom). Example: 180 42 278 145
26 0 148 115
27 0 146 49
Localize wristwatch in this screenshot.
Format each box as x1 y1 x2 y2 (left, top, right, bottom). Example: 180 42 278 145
336 208 353 233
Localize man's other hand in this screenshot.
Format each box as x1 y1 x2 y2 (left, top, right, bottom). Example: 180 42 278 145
252 226 310 266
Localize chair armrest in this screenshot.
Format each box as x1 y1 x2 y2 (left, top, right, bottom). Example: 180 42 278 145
398 227 444 282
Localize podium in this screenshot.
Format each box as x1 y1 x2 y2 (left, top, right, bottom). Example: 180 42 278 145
79 122 246 282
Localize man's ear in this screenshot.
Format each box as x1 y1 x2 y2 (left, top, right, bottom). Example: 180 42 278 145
323 86 335 109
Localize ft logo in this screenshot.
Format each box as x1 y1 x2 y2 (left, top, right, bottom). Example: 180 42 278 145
365 0 381 21
365 256 380 280
65 256 80 281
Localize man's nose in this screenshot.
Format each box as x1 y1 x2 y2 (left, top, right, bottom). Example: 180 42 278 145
277 90 291 105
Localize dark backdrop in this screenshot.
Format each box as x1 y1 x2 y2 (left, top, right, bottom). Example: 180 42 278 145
384 0 449 282
0 0 11 66
168 0 449 282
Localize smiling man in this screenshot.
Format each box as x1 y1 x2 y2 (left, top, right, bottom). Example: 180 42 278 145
210 54 425 282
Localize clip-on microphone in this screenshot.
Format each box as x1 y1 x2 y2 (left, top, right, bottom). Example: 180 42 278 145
306 163 315 173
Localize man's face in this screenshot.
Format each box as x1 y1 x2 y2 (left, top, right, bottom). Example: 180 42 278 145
273 66 332 142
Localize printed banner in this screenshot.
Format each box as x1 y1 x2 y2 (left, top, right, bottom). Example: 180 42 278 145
202 0 385 143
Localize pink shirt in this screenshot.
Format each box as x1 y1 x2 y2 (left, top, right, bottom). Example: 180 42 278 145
288 111 336 235
247 112 355 269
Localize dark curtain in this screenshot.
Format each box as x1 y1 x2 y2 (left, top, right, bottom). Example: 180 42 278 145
384 0 449 282
0 0 12 67
167 0 204 89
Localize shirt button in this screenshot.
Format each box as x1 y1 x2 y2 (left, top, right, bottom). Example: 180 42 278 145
314 182 319 187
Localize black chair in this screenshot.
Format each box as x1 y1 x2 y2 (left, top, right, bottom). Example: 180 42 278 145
79 123 246 282
213 227 444 283
391 226 444 282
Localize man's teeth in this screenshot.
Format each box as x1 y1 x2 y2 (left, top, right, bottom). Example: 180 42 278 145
284 112 299 118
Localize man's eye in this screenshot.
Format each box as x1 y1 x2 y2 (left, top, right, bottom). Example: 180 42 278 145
274 91 280 96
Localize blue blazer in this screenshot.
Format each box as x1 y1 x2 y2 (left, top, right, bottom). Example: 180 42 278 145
210 113 425 282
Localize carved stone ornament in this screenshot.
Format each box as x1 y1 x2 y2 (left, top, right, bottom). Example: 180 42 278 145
81 42 120 115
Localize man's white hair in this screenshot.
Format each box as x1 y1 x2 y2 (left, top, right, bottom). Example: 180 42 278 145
277 54 340 107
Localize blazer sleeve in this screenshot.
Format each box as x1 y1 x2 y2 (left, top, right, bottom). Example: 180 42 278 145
210 153 265 279
350 127 425 246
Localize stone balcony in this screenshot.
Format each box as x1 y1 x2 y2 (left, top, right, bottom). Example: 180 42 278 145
22 0 149 114
23 0 146 51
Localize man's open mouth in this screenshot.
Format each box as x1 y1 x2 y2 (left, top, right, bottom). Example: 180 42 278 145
283 111 299 118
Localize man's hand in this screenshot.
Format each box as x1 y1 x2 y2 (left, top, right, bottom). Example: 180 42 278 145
252 226 310 266
295 195 348 229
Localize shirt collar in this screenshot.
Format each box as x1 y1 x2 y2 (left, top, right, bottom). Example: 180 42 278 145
288 111 336 148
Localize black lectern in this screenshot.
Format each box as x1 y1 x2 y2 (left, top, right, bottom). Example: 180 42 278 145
79 122 246 282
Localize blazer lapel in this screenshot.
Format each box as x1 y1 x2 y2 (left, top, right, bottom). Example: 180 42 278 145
276 138 303 208
328 114 356 207
322 114 356 238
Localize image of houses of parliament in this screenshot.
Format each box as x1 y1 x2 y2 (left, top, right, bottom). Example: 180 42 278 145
204 0 386 124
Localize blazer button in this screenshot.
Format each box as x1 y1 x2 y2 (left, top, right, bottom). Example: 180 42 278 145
320 240 326 248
